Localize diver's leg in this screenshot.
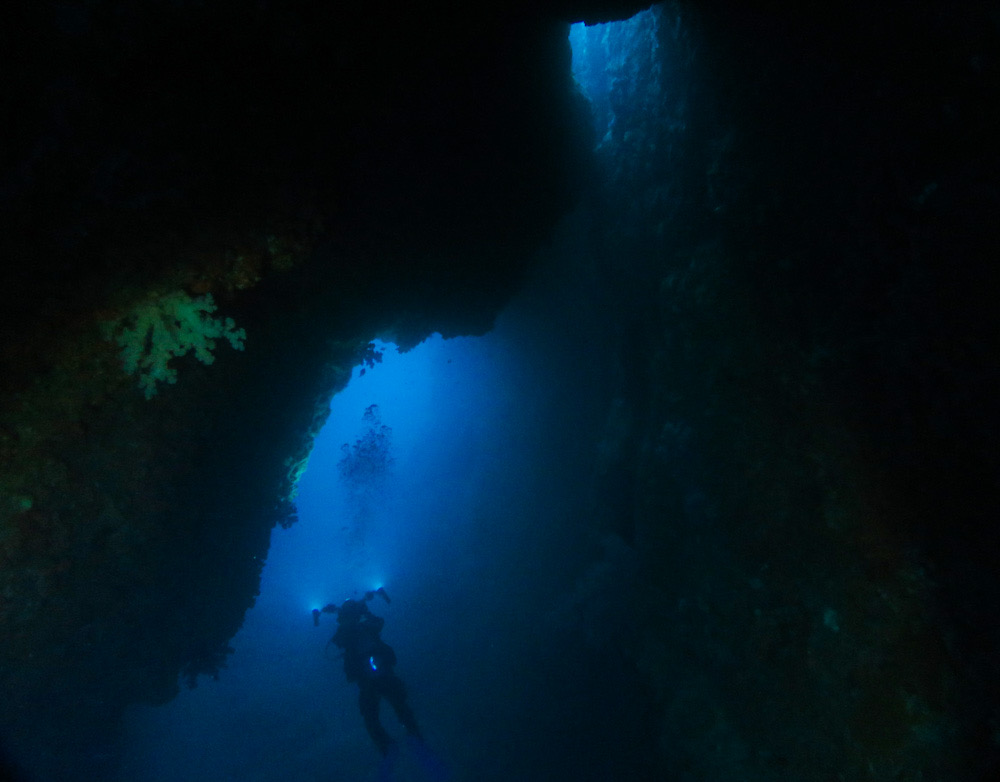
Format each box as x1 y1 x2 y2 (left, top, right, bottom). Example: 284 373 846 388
359 685 394 755
384 676 422 739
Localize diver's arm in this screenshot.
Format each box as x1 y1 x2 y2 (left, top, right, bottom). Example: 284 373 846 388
364 586 391 604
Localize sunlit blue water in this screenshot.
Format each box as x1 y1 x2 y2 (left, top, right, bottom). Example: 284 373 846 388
570 8 661 142
118 295 608 780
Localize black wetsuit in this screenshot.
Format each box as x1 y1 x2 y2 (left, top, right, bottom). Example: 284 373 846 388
332 609 421 755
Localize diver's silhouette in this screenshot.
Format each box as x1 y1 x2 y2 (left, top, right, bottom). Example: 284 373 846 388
316 588 422 756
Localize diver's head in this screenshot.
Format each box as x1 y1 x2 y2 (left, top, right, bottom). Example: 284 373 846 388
336 599 367 624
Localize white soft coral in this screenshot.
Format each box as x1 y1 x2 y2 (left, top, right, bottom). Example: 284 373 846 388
106 291 246 398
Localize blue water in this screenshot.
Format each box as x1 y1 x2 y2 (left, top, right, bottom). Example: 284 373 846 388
117 276 621 780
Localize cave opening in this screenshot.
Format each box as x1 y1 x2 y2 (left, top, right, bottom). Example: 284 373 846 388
118 262 635 780
569 6 663 145
114 12 664 779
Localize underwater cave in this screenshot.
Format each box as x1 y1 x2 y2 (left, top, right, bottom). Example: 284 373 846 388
2 1 1000 780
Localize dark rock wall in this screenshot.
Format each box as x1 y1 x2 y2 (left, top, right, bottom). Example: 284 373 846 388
576 1 1000 778
0 2 591 778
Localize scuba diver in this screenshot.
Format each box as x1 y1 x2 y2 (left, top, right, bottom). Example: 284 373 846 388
314 588 422 756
